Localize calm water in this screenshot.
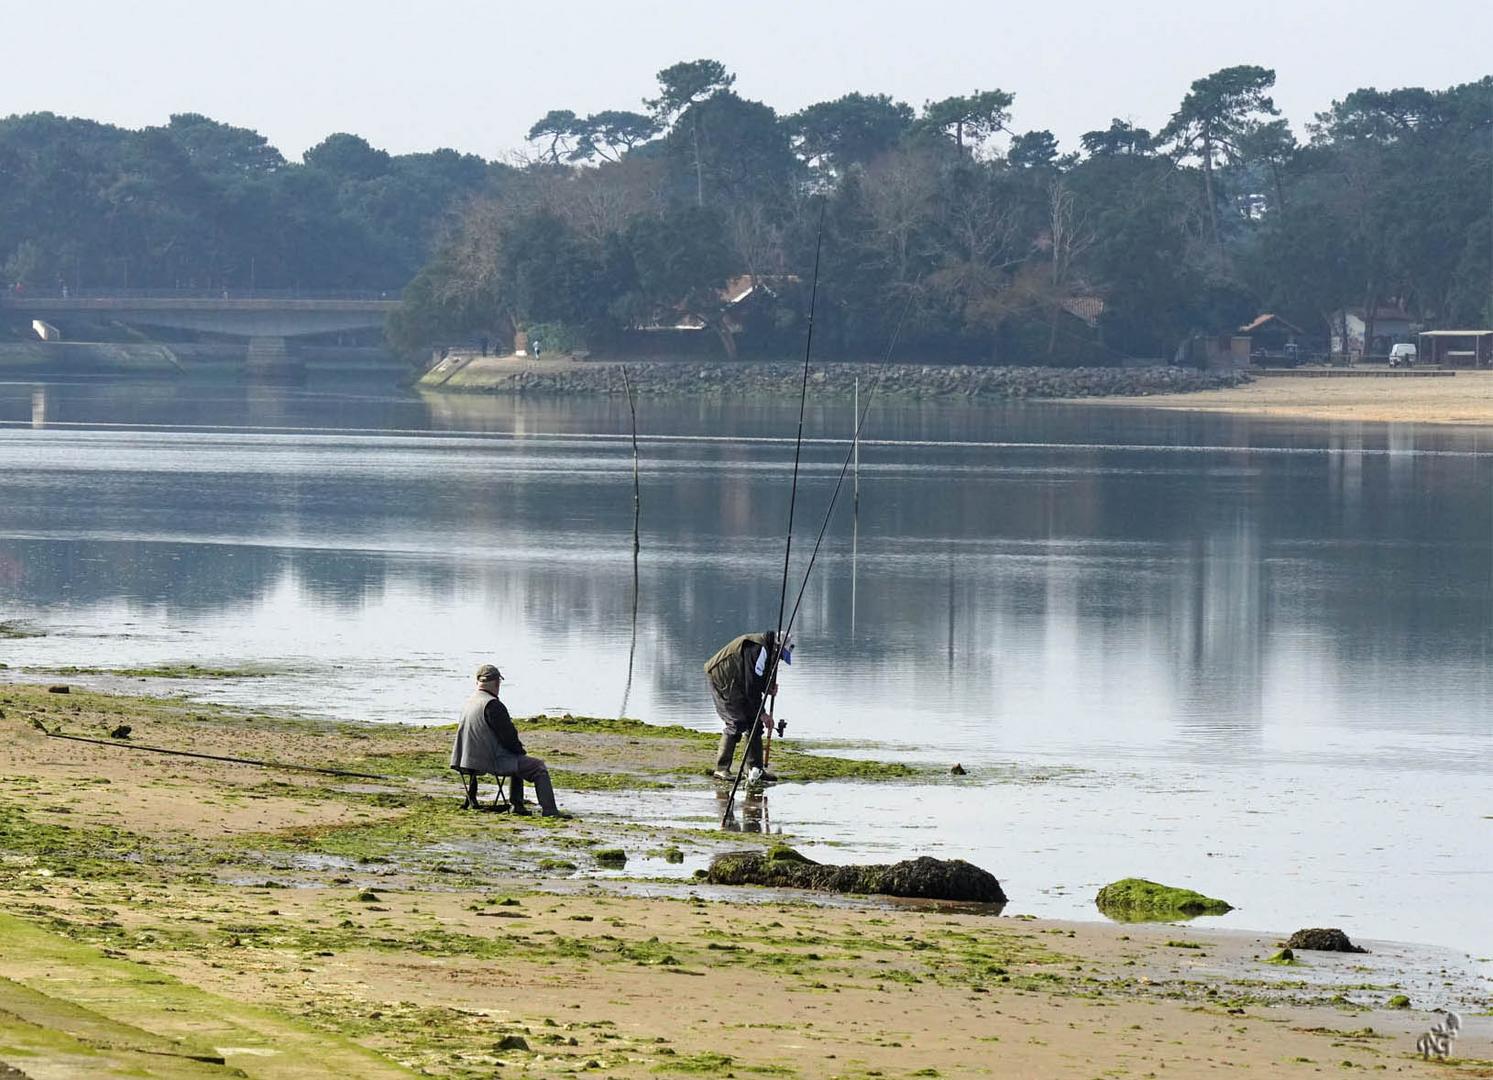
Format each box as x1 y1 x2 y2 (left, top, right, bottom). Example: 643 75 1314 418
2 378 1491 965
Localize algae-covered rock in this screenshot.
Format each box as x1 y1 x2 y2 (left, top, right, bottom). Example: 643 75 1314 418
1286 928 1367 953
1094 878 1233 920
705 848 1005 903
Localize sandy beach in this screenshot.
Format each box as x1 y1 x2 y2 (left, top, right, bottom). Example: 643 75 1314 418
1093 370 1493 426
1 680 1489 1078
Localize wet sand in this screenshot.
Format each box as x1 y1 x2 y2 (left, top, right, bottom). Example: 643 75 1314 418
1091 370 1493 426
1 681 1489 1077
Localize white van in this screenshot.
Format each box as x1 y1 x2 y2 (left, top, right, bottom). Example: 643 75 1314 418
1389 343 1417 368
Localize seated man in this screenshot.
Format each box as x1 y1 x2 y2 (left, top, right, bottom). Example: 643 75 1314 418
449 663 564 817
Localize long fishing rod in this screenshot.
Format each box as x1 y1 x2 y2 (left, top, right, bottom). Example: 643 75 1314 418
779 302 910 643
722 205 825 826
42 730 391 780
719 288 910 827
774 204 826 637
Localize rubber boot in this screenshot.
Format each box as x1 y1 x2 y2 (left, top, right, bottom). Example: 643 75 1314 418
713 731 740 780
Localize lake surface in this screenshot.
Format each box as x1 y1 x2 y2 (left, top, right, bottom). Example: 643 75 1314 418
2 378 1491 967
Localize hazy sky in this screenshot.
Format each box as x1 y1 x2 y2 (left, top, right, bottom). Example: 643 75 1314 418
5 0 1489 161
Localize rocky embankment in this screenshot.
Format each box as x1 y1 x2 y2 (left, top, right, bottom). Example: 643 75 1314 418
421 355 1250 400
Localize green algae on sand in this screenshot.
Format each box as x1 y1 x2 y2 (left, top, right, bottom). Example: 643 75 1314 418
707 846 1005 902
1094 877 1233 921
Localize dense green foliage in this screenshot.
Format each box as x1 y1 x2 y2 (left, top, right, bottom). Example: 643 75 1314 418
3 65 1489 364
394 63 1491 362
0 112 504 292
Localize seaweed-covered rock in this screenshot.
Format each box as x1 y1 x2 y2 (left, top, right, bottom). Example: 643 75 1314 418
1094 878 1233 920
1285 928 1366 953
705 847 1005 903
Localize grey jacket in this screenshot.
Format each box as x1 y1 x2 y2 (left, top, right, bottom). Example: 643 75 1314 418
449 690 522 775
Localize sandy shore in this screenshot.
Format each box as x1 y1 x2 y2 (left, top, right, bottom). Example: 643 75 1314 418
1 681 1488 1078
1091 370 1493 426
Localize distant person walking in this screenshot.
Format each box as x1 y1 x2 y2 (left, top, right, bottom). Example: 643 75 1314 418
703 630 792 782
450 663 565 816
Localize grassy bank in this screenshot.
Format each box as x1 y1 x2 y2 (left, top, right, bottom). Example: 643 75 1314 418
1 682 1487 1077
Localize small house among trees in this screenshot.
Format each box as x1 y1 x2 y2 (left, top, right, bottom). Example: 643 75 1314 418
1331 307 1416 359
1239 313 1307 361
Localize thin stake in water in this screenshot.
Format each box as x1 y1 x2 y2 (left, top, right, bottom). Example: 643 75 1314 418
619 366 642 718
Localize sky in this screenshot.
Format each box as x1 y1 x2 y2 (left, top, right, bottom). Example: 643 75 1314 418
4 0 1490 161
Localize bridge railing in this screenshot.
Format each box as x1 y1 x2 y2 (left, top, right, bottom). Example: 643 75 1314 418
4 287 401 302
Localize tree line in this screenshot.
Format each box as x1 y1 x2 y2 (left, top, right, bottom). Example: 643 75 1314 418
0 112 501 294
3 64 1489 364
392 61 1492 364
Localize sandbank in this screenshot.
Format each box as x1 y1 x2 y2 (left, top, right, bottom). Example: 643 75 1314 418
1 681 1488 1078
1089 370 1493 426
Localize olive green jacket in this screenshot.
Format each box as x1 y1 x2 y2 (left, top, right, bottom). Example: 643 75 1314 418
703 631 776 731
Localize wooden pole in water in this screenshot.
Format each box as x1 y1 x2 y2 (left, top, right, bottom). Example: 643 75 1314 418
852 375 860 638
622 367 640 554
853 376 860 514
619 367 642 718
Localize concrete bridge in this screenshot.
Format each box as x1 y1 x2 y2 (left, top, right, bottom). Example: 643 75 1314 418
1 290 400 374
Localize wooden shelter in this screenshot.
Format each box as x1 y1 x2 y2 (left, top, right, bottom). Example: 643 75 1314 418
1418 330 1493 368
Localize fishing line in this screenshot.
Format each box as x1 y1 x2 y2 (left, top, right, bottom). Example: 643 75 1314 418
723 204 825 826
42 730 391 780
781 298 912 641
721 285 911 827
774 202 827 638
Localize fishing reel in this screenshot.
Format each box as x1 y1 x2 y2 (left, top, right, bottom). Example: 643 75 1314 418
775 717 787 737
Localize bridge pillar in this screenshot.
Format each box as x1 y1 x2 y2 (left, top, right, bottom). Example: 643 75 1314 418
244 336 303 381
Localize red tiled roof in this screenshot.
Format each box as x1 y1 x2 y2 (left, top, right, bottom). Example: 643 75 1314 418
1239 313 1305 335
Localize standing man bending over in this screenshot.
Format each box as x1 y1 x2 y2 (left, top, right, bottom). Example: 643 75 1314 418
450 663 564 817
703 630 792 783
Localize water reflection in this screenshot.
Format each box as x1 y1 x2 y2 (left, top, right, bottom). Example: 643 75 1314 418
3 380 1493 955
718 790 772 834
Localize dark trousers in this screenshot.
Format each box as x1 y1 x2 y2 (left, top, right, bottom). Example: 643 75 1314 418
459 756 557 814
715 726 763 773
507 755 558 814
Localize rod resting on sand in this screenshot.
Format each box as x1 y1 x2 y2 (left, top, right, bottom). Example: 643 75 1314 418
43 730 391 781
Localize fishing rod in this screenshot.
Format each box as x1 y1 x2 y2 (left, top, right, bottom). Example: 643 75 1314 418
774 205 826 637
722 204 824 826
779 309 906 644
719 286 912 826
42 730 391 781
